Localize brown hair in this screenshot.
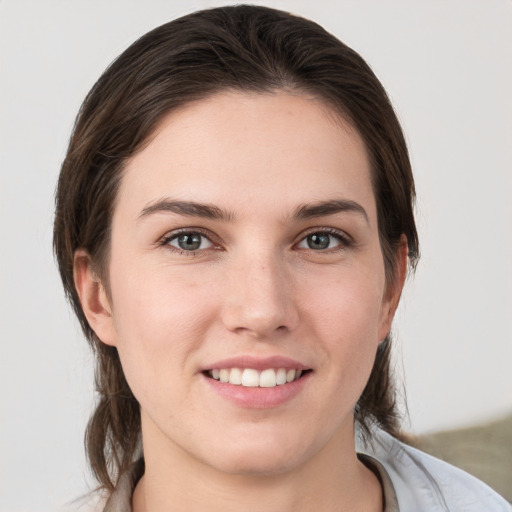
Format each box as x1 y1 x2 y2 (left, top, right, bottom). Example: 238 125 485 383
53 4 419 492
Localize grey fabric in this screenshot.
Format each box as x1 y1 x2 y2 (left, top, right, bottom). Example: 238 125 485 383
357 427 512 511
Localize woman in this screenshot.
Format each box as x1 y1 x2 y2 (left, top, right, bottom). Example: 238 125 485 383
53 5 510 511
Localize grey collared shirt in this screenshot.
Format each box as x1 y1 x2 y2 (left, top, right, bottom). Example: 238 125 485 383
356 427 511 511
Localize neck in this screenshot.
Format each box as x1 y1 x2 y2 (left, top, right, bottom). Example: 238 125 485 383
132 419 383 512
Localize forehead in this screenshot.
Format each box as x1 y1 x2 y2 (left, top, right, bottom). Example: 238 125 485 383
117 90 375 222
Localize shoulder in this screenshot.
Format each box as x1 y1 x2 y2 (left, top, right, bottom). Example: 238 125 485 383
358 427 511 511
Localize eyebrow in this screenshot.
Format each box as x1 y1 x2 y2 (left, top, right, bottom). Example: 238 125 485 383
138 199 234 221
138 198 369 224
293 199 369 224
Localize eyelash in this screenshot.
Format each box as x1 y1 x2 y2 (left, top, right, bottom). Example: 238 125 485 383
158 227 353 256
296 227 353 252
159 228 217 256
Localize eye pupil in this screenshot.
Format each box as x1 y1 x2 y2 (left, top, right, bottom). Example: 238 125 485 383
307 233 330 250
178 233 201 251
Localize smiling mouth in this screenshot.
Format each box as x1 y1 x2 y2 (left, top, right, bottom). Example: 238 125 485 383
204 368 310 388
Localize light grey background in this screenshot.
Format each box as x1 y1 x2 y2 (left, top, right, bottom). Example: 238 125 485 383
1 1 511 510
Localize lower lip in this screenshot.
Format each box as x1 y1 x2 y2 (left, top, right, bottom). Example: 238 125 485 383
202 372 311 409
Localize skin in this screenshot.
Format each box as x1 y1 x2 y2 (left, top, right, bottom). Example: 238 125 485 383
75 90 407 512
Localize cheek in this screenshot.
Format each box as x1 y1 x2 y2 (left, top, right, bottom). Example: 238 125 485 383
107 271 221 429
289 269 385 437
107 259 220 387
302 266 385 383
111 256 215 332
305 267 385 336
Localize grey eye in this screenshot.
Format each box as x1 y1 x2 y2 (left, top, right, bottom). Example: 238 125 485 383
297 232 342 251
169 232 213 251
307 233 330 250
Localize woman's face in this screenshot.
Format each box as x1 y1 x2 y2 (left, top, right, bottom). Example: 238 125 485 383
87 91 402 476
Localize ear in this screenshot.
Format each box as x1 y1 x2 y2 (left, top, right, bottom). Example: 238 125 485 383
73 249 117 347
378 235 408 341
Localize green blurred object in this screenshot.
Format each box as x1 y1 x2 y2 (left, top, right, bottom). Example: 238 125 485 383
417 414 512 502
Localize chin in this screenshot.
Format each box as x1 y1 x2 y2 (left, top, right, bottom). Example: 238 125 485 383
199 429 317 477
212 448 303 477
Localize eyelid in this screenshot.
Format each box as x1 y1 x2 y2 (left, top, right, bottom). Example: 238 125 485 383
158 227 221 253
294 227 354 249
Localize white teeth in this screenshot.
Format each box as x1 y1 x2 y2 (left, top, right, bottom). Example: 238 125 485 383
208 367 305 387
228 368 243 385
276 368 287 385
259 369 277 387
241 368 260 387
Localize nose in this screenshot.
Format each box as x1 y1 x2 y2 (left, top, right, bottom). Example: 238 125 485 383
220 253 299 339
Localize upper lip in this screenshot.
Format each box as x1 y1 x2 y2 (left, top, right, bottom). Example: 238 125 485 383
202 355 310 372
